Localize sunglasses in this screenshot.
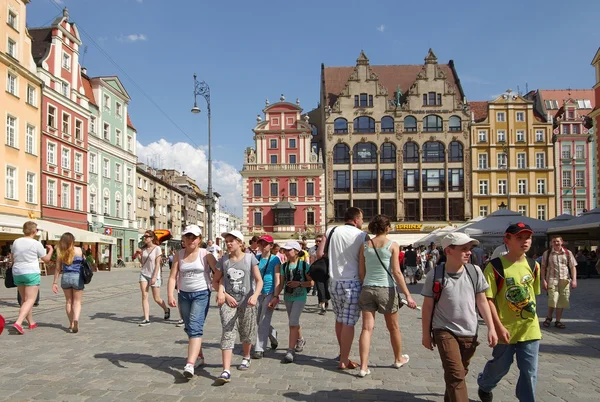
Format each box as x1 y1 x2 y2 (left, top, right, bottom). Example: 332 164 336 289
143 235 152 239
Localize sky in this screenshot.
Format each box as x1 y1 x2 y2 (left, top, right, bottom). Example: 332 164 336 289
28 0 600 216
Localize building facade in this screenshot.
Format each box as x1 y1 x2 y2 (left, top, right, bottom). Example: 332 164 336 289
30 9 90 230
1 0 43 218
470 92 555 220
526 89 595 215
241 96 325 239
317 50 471 233
590 48 600 204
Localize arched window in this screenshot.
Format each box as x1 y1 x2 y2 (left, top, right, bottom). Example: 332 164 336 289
423 115 443 132
333 143 350 164
403 142 419 163
448 141 463 162
334 118 348 133
353 116 375 133
404 116 417 132
311 124 318 136
449 115 462 132
353 142 377 163
381 116 394 133
380 143 396 163
422 141 445 162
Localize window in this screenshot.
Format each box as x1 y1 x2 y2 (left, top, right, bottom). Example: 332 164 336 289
103 123 110 140
449 116 462 131
561 145 571 159
62 113 70 135
289 155 296 164
422 141 445 162
448 168 464 191
90 116 96 133
270 154 277 164
404 169 419 192
448 141 463 162
405 199 420 221
334 118 348 133
354 95 358 107
75 119 82 140
497 130 506 142
26 85 36 106
403 142 419 163
562 170 571 187
403 116 417 132
567 109 575 120
422 169 445 192
516 130 525 142
115 129 122 146
497 152 507 168
478 153 488 169
353 116 375 133
381 199 396 219
89 153 96 174
518 179 527 195
353 143 377 163
103 195 109 215
380 143 396 163
7 72 17 95
8 10 17 28
5 167 16 199
7 38 16 58
537 179 546 194
289 138 296 148
424 92 441 106
61 82 69 97
516 112 525 122
576 200 586 215
423 115 443 132
116 102 122 118
535 130 544 142
545 100 559 109
353 200 377 222
61 183 70 208
535 153 545 168
518 205 527 216
6 115 17 147
478 130 488 143
575 145 585 159
253 212 262 226
306 211 315 226
47 180 56 206
270 182 278 197
143 180 147 191
271 117 279 126
449 198 465 221
47 143 56 165
498 180 507 195
380 170 396 192
359 93 368 107
572 124 580 134
126 168 132 185
104 94 110 111
575 170 585 187
115 164 122 182
423 199 445 221
311 125 318 136
73 187 81 211
61 148 70 169
270 139 277 148
306 182 314 196
563 125 570 134
116 199 121 218
26 172 35 203
517 153 526 169
353 170 377 193
289 182 297 196
103 158 110 178
563 200 572 215
126 202 132 219
334 171 350 193
381 116 394 133
496 112 505 122
479 205 489 217
74 153 82 173
127 136 133 151
62 52 71 70
253 183 261 197
479 180 489 195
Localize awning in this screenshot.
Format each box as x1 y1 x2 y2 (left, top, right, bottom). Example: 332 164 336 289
387 233 431 247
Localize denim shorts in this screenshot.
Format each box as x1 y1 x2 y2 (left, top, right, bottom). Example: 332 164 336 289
140 273 161 288
178 289 210 338
61 271 84 290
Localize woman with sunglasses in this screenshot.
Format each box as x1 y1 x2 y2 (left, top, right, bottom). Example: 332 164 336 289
133 230 170 326
168 225 219 378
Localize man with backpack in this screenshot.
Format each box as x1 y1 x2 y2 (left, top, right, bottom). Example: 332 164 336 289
477 223 541 402
421 233 497 402
540 235 577 329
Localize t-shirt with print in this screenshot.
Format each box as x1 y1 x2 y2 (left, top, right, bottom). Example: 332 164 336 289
140 246 161 278
422 264 489 337
483 256 541 344
258 253 281 295
11 237 46 275
280 260 310 302
218 253 259 307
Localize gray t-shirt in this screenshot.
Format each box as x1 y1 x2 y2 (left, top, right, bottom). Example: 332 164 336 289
421 264 489 337
218 253 259 306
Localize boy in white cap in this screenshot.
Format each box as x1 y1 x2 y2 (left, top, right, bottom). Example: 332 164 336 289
421 232 497 402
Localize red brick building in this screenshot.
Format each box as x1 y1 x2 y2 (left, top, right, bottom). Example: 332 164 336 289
241 96 325 238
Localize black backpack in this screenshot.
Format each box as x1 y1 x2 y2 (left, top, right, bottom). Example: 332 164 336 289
80 258 94 284
308 227 337 283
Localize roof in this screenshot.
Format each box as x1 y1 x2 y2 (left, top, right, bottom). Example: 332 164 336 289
81 74 97 106
127 114 135 130
28 28 52 66
272 201 296 210
469 101 489 122
538 89 595 115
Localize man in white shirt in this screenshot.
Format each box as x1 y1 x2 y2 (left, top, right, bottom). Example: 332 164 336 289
206 239 222 259
316 207 365 370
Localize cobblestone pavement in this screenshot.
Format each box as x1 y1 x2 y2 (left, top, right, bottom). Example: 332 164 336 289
1 269 599 401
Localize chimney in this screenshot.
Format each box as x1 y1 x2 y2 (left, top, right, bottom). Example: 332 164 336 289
81 67 87 75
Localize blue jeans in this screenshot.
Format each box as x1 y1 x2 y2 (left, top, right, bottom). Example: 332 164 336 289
178 290 210 339
478 340 540 402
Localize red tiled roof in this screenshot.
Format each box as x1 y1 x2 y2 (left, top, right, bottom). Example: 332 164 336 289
81 74 97 106
538 89 595 115
127 114 135 130
469 101 488 122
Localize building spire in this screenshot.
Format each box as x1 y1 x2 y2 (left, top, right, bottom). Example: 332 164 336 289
63 7 69 20
357 50 369 65
425 48 438 64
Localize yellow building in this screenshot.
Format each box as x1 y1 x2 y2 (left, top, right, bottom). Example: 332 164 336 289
470 91 556 220
0 0 43 218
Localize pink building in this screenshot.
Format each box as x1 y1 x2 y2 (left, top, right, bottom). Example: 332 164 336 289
241 96 325 238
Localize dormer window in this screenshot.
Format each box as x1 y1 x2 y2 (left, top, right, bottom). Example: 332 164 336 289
567 109 574 120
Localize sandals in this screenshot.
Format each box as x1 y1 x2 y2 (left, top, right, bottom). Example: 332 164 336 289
338 360 359 370
542 317 552 327
555 321 566 329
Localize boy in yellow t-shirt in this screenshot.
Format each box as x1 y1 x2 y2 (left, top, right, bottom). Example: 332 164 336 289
477 223 541 402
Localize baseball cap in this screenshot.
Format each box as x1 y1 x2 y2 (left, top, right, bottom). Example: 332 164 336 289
221 230 244 243
441 232 480 250
505 222 533 235
182 225 202 237
281 241 302 251
258 234 274 244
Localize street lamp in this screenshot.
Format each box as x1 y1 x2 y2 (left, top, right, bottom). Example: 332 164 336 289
498 139 510 210
191 74 214 241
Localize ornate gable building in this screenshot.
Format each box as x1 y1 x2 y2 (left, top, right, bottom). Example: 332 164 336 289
317 50 471 235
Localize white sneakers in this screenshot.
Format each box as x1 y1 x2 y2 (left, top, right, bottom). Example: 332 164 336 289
183 363 194 379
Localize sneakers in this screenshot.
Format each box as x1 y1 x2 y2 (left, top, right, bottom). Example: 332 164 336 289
176 319 184 327
12 323 24 335
183 363 194 379
216 370 231 384
319 304 326 315
252 351 264 359
197 354 205 366
283 350 295 363
237 357 251 370
295 337 306 353
357 369 371 378
139 319 151 326
269 330 278 350
478 389 493 402
28 322 38 330
164 308 171 320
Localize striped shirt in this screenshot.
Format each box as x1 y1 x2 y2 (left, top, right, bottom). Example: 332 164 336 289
542 248 577 283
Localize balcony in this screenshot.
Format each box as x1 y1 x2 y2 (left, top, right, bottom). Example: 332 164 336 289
242 163 322 171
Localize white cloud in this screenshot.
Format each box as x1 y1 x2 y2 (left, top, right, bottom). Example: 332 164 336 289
376 24 385 32
137 139 243 215
118 34 147 42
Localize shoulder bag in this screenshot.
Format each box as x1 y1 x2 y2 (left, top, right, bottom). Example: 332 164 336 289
308 226 337 283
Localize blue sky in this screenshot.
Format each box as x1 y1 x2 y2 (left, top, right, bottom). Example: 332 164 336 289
28 0 600 215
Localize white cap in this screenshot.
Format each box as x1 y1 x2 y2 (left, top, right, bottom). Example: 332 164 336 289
221 230 244 243
182 224 202 237
441 232 480 250
281 241 302 251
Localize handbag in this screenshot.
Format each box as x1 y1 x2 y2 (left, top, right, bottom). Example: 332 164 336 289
80 258 94 284
308 226 338 283
369 238 403 309
4 266 16 288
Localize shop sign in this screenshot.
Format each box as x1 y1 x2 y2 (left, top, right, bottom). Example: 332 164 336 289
394 224 423 231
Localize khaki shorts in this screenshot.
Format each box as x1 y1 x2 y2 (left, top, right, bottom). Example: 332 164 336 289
548 279 570 309
358 286 399 314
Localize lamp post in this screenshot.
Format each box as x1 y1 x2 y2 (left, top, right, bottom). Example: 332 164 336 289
498 139 510 210
191 74 213 241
